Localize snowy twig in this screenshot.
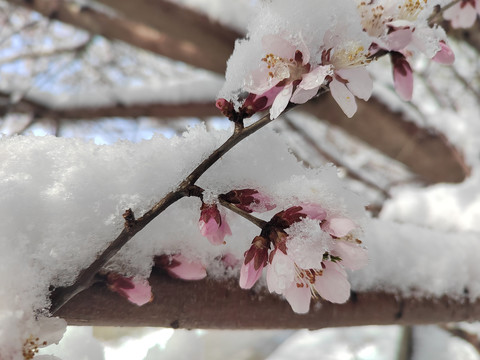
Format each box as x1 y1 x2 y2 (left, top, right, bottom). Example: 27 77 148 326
49 102 299 315
218 197 268 228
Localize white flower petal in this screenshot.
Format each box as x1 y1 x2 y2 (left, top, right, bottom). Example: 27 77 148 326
284 282 311 314
290 86 318 104
336 67 372 101
299 65 332 90
266 250 296 294
329 79 357 118
332 241 369 270
270 84 293 119
315 262 350 303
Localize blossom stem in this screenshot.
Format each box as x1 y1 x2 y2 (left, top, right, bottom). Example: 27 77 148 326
218 197 268 228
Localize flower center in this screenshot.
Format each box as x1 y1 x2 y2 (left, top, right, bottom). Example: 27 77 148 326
398 0 427 21
323 43 370 69
295 264 324 298
262 51 308 82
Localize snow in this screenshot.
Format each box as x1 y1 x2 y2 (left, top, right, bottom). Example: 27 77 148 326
266 326 401 360
0 124 366 357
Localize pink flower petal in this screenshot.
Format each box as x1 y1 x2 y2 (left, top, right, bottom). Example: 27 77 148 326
323 217 356 237
298 65 332 90
245 67 281 94
198 204 232 245
262 34 297 60
266 250 296 294
332 240 368 270
432 41 455 65
336 67 372 101
239 260 264 289
329 78 357 118
391 53 413 101
107 274 153 306
385 26 413 51
443 1 478 29
270 83 293 119
222 252 239 268
298 203 327 221
284 282 312 314
123 279 153 306
291 86 319 104
166 254 207 280
314 262 351 304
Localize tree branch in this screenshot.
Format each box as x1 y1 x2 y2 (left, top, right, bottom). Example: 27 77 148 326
302 96 469 184
6 0 229 73
56 270 480 328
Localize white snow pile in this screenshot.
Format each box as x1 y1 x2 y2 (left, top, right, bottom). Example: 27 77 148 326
0 125 364 358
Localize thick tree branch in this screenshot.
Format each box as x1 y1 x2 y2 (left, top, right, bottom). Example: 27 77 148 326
95 0 240 73
0 91 220 120
6 0 228 73
302 96 469 184
56 270 480 328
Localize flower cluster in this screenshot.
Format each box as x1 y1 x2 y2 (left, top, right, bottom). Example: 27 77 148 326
104 188 366 314
240 203 367 313
217 0 457 121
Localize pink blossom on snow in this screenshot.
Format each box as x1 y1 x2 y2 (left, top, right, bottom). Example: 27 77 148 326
106 273 153 306
244 34 332 119
198 203 232 245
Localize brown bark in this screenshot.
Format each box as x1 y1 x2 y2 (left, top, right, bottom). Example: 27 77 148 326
6 0 228 73
57 270 480 328
95 0 240 73
303 96 469 184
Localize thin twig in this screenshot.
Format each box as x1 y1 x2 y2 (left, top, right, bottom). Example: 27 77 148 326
0 37 92 65
283 115 391 198
218 197 268 228
49 102 300 315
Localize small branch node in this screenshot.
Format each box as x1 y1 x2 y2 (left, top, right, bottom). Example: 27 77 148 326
123 208 137 229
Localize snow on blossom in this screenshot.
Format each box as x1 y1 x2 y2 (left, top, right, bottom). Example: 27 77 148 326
242 34 332 119
217 0 371 117
106 274 153 306
198 203 232 245
443 0 480 28
256 203 367 314
356 0 454 101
